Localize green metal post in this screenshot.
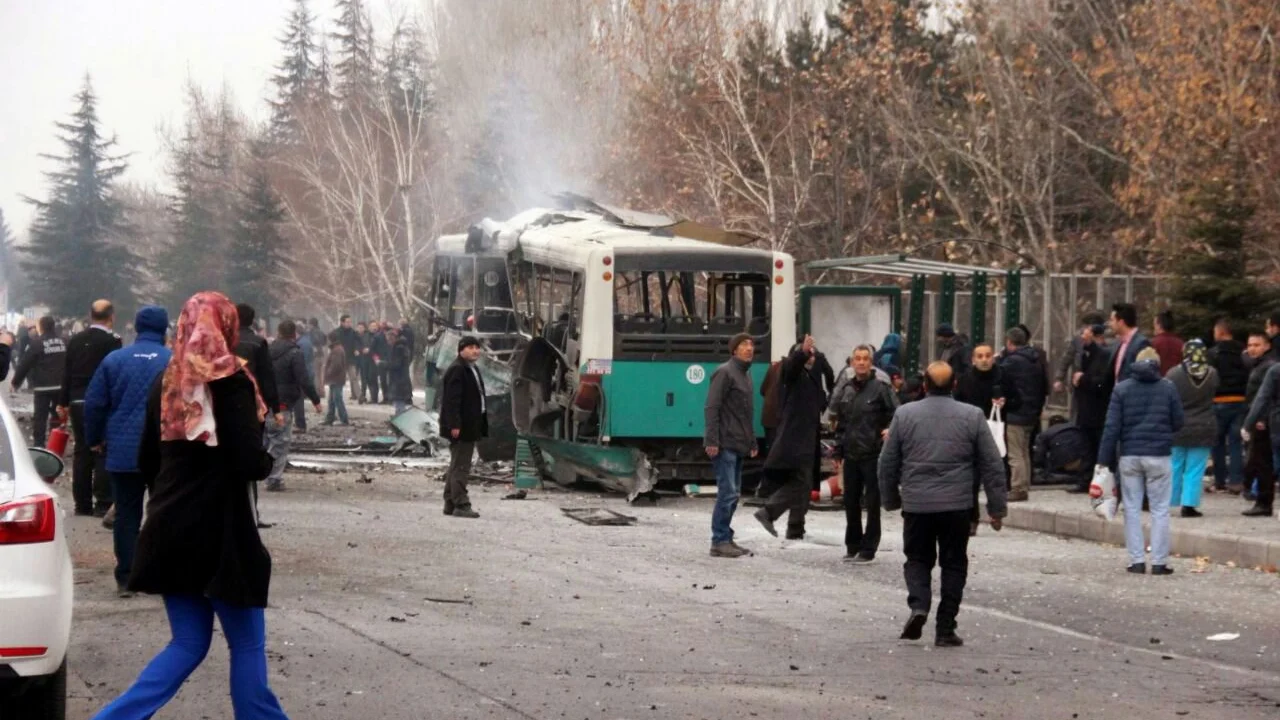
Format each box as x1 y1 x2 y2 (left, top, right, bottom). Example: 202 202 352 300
970 272 988 344
906 274 926 376
1006 269 1022 331
939 273 956 328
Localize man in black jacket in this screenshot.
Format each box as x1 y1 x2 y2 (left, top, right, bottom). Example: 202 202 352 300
439 336 488 519
369 321 392 405
1242 332 1276 514
1070 323 1115 490
386 328 414 414
1209 318 1249 492
829 344 898 562
1000 327 1047 502
11 316 67 446
705 333 758 558
233 304 281 417
265 320 321 492
954 343 1015 528
754 335 825 540
0 329 12 381
338 315 362 400
58 300 123 516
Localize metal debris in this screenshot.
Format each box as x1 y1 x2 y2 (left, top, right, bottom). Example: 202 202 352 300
560 507 638 526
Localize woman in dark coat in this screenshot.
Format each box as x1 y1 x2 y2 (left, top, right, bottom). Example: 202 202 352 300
94 292 289 720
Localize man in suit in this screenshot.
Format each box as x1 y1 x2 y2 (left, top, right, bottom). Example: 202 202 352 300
1109 302 1151 384
439 336 489 519
58 300 123 517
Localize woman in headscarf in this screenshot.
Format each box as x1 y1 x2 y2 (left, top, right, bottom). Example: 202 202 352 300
1165 339 1219 518
94 292 289 720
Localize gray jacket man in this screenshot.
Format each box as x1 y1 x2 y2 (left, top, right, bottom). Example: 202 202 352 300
879 361 1007 647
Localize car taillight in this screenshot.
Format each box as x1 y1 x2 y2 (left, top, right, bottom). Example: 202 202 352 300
0 496 56 545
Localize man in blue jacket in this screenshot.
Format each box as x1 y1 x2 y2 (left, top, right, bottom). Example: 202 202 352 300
84 306 172 598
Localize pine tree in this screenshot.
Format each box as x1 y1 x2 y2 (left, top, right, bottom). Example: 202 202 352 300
382 20 432 119
1169 180 1276 341
156 123 220 311
0 208 23 310
225 148 287 317
269 0 319 141
21 76 140 316
785 14 823 72
332 0 374 104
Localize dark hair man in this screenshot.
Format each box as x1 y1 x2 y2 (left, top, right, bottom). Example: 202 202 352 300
338 315 362 401
11 315 67 446
1000 327 1046 502
1208 318 1249 492
1055 312 1107 397
1150 310 1183 377
1069 323 1116 491
880 362 1007 647
233 304 281 419
58 299 123 516
266 319 322 492
829 344 898 562
705 332 758 557
439 336 489 519
754 335 826 542
1242 333 1276 514
1109 303 1151 383
1265 312 1280 362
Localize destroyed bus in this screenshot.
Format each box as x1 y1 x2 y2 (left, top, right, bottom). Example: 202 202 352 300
421 202 795 497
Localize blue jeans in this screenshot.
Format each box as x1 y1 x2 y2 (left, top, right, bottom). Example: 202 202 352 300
1118 456 1172 566
710 450 744 545
111 472 146 588
1170 446 1210 508
93 595 289 719
325 383 349 424
1212 402 1246 488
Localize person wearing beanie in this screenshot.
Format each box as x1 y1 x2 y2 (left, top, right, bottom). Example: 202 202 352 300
1097 347 1184 575
936 323 971 379
705 332 758 557
83 306 173 597
439 336 489 519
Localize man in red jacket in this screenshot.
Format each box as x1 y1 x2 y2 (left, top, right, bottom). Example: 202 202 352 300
1150 310 1184 377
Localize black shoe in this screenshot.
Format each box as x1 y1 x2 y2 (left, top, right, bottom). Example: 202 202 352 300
443 505 454 516
1242 505 1273 517
785 530 805 541
256 520 274 529
116 585 135 599
452 507 479 519
935 633 964 648
92 505 111 518
1180 507 1203 518
74 507 94 517
265 483 286 492
753 508 777 537
1126 563 1146 574
1151 565 1174 576
900 612 927 640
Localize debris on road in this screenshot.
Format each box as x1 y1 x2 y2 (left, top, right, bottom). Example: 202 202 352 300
561 507 638 526
683 484 717 498
424 596 473 605
503 489 528 500
1206 633 1240 641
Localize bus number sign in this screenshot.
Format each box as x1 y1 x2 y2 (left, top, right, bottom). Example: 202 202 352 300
685 365 706 385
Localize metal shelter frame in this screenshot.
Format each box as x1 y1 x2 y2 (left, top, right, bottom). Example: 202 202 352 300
804 254 1032 376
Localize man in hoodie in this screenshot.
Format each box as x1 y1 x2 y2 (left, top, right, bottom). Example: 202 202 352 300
1208 318 1249 492
1098 347 1184 575
266 320 321 492
58 300 123 517
829 344 898 563
880 362 1007 647
83 307 171 597
754 335 825 541
10 315 66 446
1000 327 1047 502
705 333 758 557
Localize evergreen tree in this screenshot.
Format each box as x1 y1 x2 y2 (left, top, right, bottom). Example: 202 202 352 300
331 0 374 104
156 123 221 311
269 0 319 141
382 20 432 119
0 208 24 310
21 77 140 316
785 14 823 72
1169 180 1276 341
226 147 286 316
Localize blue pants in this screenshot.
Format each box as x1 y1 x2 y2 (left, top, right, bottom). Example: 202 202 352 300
93 595 289 720
710 450 743 545
111 472 146 588
1170 446 1210 508
1212 402 1246 488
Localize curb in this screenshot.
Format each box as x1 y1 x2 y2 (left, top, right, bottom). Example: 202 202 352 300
1004 505 1280 569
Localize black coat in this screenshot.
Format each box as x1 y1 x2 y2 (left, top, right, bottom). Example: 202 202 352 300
0 343 9 382
387 337 414 402
1000 346 1047 426
11 332 66 392
954 365 1018 418
59 326 122 406
764 349 827 470
1074 342 1114 430
1208 339 1249 398
234 328 280 412
269 338 320 409
129 372 275 607
439 358 488 442
830 374 897 460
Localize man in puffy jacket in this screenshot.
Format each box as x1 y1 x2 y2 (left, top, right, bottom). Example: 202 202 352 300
11 315 66 446
705 333 758 557
266 320 321 492
880 362 1007 647
1208 318 1249 492
1098 347 1184 575
83 306 171 597
829 344 898 563
1000 326 1047 502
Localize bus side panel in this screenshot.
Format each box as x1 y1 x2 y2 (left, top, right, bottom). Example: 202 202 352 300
602 361 767 440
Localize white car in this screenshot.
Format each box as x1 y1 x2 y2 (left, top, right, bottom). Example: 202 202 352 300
0 393 72 719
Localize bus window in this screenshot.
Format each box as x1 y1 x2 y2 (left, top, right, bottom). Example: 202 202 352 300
613 269 772 360
449 256 475 327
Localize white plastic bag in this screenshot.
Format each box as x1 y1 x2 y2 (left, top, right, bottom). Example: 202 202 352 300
1089 465 1117 520
987 406 1007 458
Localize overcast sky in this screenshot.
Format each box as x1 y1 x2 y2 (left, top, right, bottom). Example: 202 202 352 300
0 0 385 239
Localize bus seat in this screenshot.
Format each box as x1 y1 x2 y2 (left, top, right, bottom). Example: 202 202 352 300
475 309 516 333
665 315 703 335
708 316 745 335
747 316 770 335
621 314 662 334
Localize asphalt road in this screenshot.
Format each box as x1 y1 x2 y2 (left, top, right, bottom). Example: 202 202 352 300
58 460 1280 720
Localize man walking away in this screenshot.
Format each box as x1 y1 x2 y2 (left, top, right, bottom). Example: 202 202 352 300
58 300 123 517
1098 347 1184 575
1150 311 1184 377
705 333 758 557
267 320 321 492
880 362 1007 647
440 336 488 518
1208 319 1248 493
755 357 783 500
338 315 361 400
387 328 414 415
233 304 281 415
1070 323 1115 490
1241 333 1276 514
322 330 350 426
954 343 1016 528
830 344 898 563
1000 327 1046 502
754 335 825 541
10 316 66 446
1110 303 1151 383
83 306 171 597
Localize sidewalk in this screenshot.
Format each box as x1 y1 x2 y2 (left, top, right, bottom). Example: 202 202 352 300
1005 484 1280 570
